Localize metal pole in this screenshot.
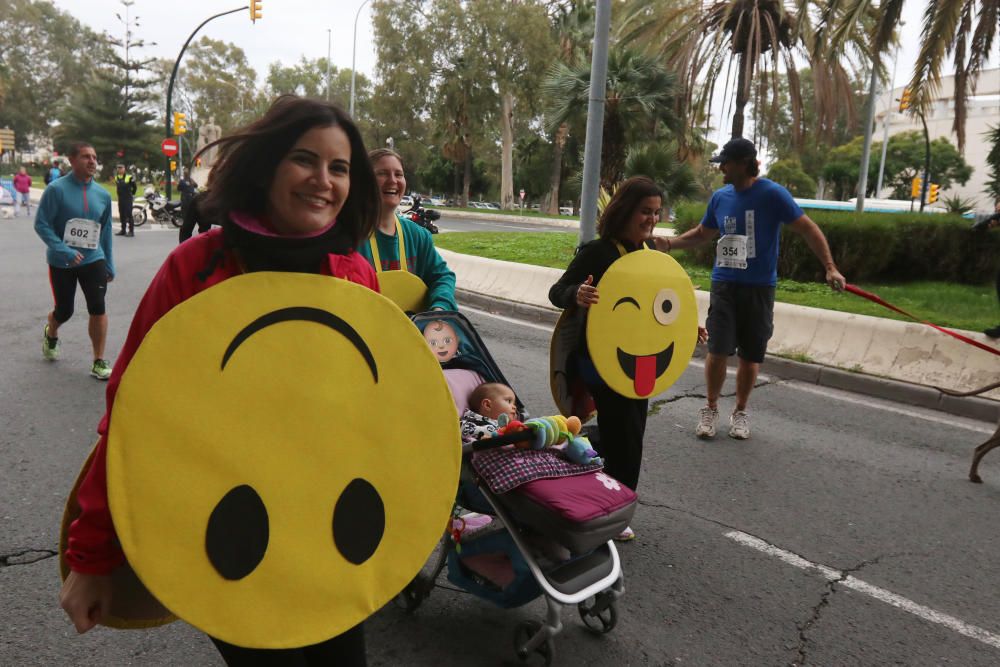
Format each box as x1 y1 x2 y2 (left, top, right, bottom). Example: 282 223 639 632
165 5 247 200
919 111 931 212
855 62 880 212
578 0 611 244
350 0 373 117
326 29 332 101
875 49 899 197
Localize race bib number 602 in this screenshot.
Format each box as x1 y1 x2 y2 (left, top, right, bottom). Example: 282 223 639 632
64 218 100 250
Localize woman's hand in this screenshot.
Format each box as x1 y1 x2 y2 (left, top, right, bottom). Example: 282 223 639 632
698 326 708 344
60 570 113 634
575 275 599 308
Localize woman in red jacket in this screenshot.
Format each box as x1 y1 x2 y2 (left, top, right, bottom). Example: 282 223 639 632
58 95 380 665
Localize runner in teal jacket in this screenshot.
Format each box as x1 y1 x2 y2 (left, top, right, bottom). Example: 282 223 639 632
359 149 456 311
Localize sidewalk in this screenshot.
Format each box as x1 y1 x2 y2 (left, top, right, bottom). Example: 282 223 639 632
433 211 1000 422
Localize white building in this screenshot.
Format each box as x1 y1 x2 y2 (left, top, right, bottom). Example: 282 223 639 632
874 67 999 210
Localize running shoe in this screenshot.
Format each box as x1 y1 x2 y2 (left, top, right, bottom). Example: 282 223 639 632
985 325 1000 338
42 325 59 361
614 526 636 542
729 410 751 440
91 359 112 381
695 406 718 438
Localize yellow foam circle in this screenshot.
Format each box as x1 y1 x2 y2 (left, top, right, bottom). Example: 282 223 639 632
106 272 460 648
376 270 429 314
585 250 698 399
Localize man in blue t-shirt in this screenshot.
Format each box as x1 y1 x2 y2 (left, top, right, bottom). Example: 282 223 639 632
668 138 846 440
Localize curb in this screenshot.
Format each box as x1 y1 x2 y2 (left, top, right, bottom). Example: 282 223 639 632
455 288 1000 424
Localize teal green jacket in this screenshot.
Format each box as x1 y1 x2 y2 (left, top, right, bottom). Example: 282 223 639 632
357 214 457 311
34 174 115 277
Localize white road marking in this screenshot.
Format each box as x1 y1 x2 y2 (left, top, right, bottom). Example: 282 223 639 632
726 530 1000 650
788 382 993 435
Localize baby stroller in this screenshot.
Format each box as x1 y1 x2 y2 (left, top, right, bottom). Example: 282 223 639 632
399 311 637 665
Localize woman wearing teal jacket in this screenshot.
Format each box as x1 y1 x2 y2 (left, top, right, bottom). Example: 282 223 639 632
358 148 457 311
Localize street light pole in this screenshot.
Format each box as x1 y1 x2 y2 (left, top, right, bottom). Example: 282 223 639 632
165 5 247 200
577 0 611 244
349 0 373 117
326 28 332 101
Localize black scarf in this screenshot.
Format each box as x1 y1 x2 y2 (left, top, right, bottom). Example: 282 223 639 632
198 216 355 281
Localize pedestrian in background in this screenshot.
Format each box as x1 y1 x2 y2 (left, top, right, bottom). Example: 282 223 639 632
114 164 137 237
13 166 32 216
668 137 846 441
33 142 115 380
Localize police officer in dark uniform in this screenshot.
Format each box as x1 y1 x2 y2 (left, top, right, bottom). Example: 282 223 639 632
114 164 137 237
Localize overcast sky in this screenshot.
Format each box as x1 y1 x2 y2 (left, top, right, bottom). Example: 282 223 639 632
57 0 379 80
56 0 997 152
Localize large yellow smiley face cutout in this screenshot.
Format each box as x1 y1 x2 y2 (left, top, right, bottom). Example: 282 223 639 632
585 250 698 398
106 272 460 649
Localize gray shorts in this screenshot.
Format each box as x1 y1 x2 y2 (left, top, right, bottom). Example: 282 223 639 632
706 281 775 363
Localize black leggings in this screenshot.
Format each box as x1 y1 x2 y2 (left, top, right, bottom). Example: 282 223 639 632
49 260 108 322
586 381 648 491
210 623 366 667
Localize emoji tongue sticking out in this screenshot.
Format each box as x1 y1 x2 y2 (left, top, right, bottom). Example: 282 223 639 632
634 354 657 396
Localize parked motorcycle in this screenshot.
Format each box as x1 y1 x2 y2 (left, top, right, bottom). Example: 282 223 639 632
143 187 184 228
403 196 440 234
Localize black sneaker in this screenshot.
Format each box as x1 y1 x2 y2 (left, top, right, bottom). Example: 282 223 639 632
985 325 1000 339
115 230 126 236
126 231 134 237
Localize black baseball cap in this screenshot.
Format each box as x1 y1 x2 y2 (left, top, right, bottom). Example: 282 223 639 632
709 137 757 163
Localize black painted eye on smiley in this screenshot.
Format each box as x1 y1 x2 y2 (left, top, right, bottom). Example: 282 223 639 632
104 272 460 649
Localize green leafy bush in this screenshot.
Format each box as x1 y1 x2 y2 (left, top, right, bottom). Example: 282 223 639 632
673 203 999 284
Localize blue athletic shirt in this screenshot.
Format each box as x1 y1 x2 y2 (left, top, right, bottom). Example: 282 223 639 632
699 178 803 287
34 174 115 277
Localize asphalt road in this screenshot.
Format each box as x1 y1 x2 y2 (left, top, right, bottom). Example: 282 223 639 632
2 218 999 666
435 213 571 234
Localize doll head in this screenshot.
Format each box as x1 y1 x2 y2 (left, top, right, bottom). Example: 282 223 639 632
423 320 459 362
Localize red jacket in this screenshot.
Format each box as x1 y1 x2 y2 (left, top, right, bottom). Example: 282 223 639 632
65 227 379 574
13 172 32 193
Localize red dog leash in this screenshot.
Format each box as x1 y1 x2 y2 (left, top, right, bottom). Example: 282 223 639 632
844 284 1000 357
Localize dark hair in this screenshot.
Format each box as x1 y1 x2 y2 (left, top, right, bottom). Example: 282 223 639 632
200 95 378 246
597 176 664 239
67 142 95 159
469 382 511 411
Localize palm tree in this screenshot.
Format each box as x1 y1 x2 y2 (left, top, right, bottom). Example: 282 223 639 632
543 46 680 190
623 142 701 213
618 0 866 149
821 0 998 154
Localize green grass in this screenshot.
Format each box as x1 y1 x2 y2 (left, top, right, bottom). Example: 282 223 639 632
434 231 998 332
446 206 571 221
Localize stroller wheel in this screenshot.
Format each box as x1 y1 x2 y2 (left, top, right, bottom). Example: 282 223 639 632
393 576 427 613
513 620 554 666
578 595 618 634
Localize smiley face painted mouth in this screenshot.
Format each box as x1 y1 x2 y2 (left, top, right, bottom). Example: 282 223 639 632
617 342 674 397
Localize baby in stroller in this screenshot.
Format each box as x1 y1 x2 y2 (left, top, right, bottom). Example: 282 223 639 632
400 312 637 665
460 382 519 444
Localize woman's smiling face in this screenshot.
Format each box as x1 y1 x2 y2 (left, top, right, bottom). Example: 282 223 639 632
266 125 351 235
373 155 406 213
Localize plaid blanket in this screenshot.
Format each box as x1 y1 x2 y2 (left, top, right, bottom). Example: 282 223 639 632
471 447 602 494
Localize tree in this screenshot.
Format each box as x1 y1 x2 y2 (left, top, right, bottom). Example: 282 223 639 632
985 124 1000 203
0 0 105 148
820 0 998 154
619 0 866 149
623 142 700 212
182 38 258 132
766 159 817 197
544 46 680 190
821 131 973 201
464 0 556 209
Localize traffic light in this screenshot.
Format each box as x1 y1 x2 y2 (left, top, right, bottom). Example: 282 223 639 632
173 112 187 135
910 176 922 199
170 160 177 172
898 88 911 112
928 183 940 204
250 0 262 22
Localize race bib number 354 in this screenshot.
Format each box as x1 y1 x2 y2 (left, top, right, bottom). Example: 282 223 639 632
716 234 748 269
64 218 100 250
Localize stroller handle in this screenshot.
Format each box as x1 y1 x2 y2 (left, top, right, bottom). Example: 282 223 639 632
470 430 536 452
